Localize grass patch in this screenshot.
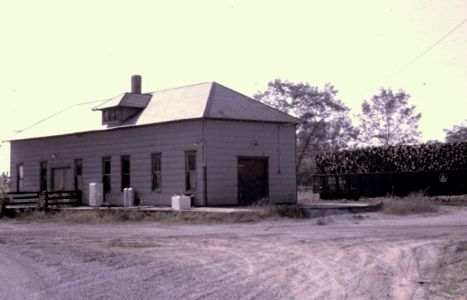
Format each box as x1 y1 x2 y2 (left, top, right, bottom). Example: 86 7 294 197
369 193 438 215
8 204 309 224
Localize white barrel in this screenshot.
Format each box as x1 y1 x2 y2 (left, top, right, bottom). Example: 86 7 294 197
89 182 103 207
171 195 179 210
123 188 129 207
128 188 135 207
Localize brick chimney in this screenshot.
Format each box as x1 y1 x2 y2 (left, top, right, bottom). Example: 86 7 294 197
131 75 142 94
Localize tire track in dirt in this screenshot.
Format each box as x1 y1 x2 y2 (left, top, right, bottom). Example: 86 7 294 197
0 208 466 299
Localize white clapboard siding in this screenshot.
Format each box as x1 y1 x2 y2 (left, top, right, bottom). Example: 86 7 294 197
205 120 297 205
10 120 204 206
10 119 297 206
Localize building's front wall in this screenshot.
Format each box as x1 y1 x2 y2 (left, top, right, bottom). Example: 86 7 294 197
205 119 297 205
10 120 204 206
10 119 297 206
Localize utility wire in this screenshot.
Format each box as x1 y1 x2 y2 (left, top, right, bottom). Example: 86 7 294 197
385 18 467 81
4 99 107 141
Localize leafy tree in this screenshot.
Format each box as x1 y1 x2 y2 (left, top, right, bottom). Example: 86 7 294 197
0 173 11 214
444 120 467 143
358 88 421 146
254 79 359 184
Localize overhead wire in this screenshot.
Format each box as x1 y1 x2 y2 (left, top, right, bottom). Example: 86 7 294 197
385 18 467 82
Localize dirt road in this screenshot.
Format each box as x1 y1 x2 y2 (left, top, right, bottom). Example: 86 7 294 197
0 208 466 299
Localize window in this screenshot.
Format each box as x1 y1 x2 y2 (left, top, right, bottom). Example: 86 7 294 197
40 161 47 192
102 157 111 193
121 156 130 191
103 108 121 123
185 151 197 191
17 163 24 192
74 159 83 190
151 153 161 191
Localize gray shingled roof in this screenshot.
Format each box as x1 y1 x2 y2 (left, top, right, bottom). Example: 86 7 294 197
9 82 300 141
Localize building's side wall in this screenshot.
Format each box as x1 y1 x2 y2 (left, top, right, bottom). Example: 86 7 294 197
205 119 297 205
10 120 204 206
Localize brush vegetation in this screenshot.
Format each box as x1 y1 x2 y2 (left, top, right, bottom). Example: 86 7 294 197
0 174 11 216
7 204 309 224
369 193 438 215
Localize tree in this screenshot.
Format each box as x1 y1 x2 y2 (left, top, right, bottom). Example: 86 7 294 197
358 88 421 146
254 79 359 184
444 120 467 143
0 173 11 215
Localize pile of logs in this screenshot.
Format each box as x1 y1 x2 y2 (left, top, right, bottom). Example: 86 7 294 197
315 142 467 174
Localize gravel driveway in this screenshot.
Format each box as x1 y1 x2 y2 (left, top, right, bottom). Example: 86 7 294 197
0 207 466 299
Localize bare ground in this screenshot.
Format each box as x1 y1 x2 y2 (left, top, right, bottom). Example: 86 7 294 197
0 207 466 299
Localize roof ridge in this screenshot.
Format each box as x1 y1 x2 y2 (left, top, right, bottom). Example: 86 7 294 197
202 82 216 117
210 82 301 123
147 81 214 94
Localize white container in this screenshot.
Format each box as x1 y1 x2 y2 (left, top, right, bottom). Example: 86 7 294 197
171 195 191 210
89 183 103 207
123 188 135 207
123 188 129 207
128 188 135 207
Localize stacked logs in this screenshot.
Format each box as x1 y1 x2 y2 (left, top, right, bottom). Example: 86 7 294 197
315 142 467 174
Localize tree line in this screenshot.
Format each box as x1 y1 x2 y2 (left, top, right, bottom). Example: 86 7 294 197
254 79 467 184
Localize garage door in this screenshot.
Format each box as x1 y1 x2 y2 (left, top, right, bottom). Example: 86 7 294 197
238 157 269 205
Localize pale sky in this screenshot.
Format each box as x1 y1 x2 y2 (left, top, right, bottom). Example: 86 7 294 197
1 0 466 173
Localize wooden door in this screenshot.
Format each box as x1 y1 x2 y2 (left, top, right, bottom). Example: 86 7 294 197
52 167 72 191
238 158 269 205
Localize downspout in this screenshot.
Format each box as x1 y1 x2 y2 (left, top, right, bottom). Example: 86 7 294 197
202 118 208 206
294 124 298 204
277 124 281 174
201 82 216 207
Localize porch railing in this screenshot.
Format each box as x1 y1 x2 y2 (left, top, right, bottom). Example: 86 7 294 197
3 190 81 209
